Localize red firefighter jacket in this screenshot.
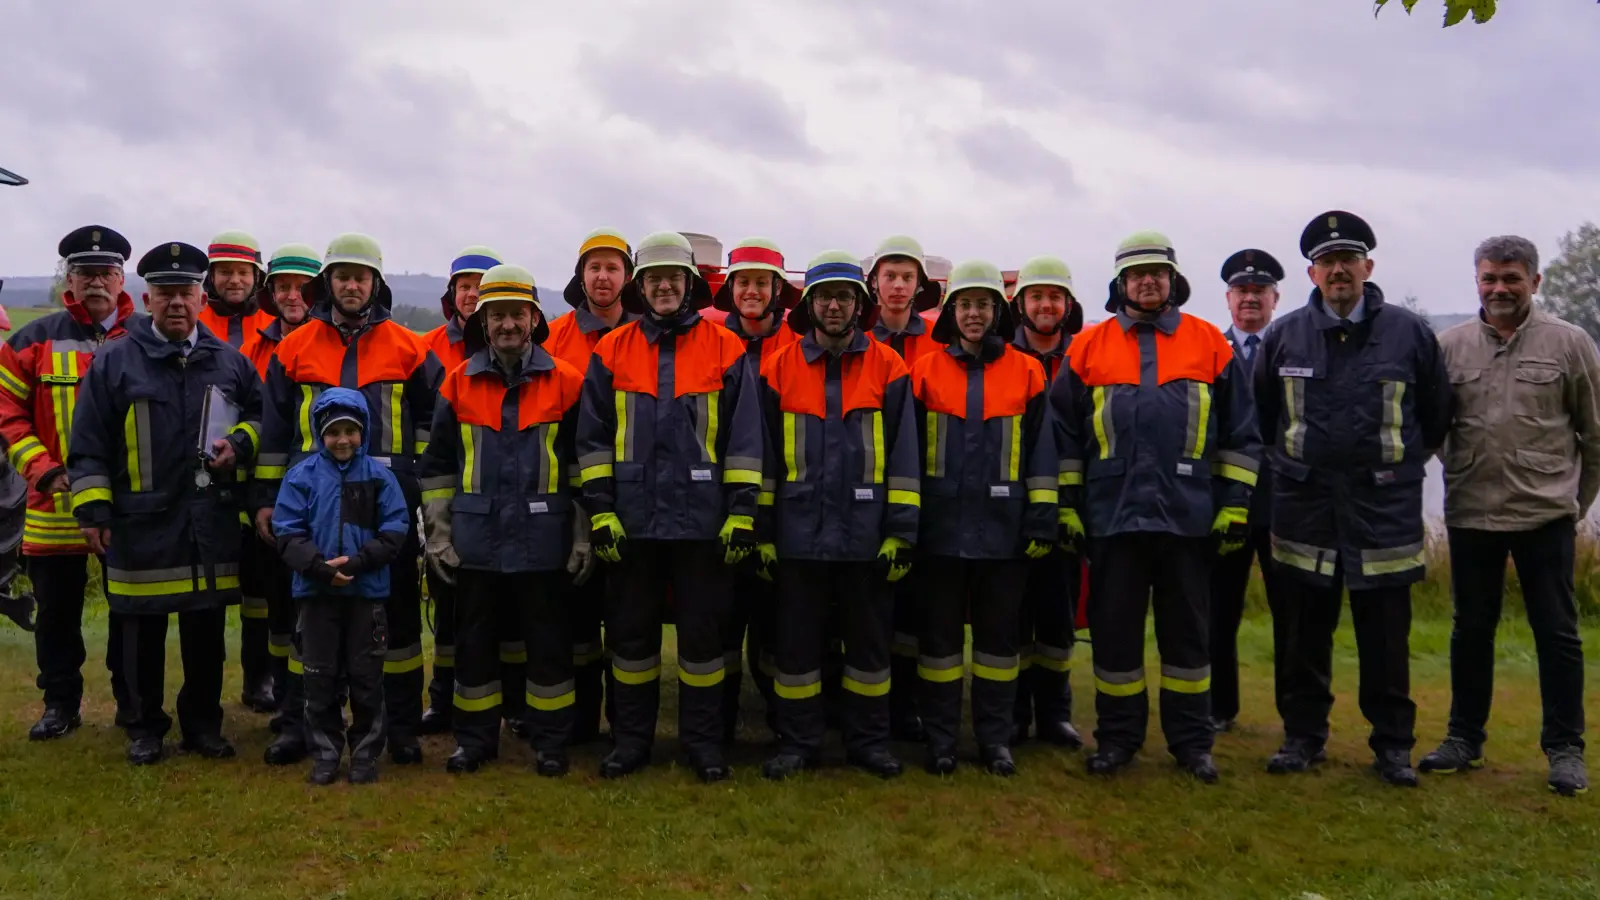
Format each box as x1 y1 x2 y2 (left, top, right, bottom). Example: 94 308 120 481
0 291 137 554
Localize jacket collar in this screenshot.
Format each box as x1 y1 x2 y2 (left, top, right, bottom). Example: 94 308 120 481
575 305 636 335
1011 324 1066 361
128 315 225 361
946 335 1007 365
726 311 783 341
464 344 555 383
872 312 926 341
1476 304 1544 339
1116 305 1180 335
205 295 260 319
62 290 136 329
446 315 465 345
637 308 701 344
1310 282 1385 330
801 327 870 363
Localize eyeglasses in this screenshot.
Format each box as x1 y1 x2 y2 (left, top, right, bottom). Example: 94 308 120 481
812 293 857 308
70 266 122 282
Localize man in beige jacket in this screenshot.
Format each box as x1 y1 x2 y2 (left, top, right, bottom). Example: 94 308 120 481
1427 234 1598 797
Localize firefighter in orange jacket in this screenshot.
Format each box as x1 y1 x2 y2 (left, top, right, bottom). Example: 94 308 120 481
576 231 762 782
198 230 279 714
707 237 803 740
417 245 503 737
420 264 589 776
1051 232 1261 783
255 243 323 766
0 225 137 740
255 233 439 765
549 228 639 745
1008 256 1086 750
866 235 944 742
910 260 1055 777
758 251 920 781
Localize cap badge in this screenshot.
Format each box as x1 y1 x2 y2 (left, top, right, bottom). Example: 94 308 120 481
1328 216 1338 229
91 230 101 242
171 243 181 257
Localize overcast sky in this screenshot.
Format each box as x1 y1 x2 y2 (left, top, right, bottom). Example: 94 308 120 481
3 0 1598 324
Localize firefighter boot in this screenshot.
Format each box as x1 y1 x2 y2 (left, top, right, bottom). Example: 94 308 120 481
981 744 1017 777
1374 749 1419 787
1087 744 1136 776
1419 736 1485 774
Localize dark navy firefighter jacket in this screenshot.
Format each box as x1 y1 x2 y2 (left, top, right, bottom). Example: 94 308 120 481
67 317 263 614
272 388 410 599
1253 284 1451 591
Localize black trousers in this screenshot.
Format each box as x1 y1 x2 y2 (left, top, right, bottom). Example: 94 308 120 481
917 556 1027 751
300 596 386 763
1088 533 1214 758
1277 575 1414 754
237 525 271 692
570 572 607 738
605 540 733 757
888 581 921 732
31 554 126 713
729 567 778 735
118 607 226 742
424 564 455 721
1447 519 1586 752
381 528 424 747
265 553 299 724
1206 527 1285 723
1016 548 1079 730
452 569 574 754
771 559 893 759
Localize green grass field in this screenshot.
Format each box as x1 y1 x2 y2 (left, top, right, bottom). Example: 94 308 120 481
2 307 55 330
0 601 1597 899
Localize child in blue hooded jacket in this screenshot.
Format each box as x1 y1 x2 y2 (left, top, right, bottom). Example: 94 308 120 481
273 387 409 785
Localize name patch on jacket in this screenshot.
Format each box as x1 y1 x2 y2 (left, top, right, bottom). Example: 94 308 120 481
1279 366 1314 378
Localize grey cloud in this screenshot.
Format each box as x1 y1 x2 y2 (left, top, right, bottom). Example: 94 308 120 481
578 51 820 161
839 0 1600 176
953 120 1078 195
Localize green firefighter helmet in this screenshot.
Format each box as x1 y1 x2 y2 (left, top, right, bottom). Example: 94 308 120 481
933 259 1013 344
1107 230 1190 312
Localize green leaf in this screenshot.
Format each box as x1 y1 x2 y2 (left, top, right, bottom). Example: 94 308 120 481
1443 1 1472 26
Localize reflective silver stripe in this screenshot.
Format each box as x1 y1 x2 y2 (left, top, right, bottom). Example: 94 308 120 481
419 475 454 492
1215 450 1258 474
775 669 821 686
726 455 761 474
861 412 877 483
679 657 725 676
527 678 576 699
50 338 99 354
532 423 553 495
455 680 502 700
1360 542 1425 577
241 594 267 610
620 392 638 462
1036 643 1073 662
255 452 289 469
1282 376 1306 459
1093 667 1143 684
373 385 396 456
1092 386 1116 459
918 653 963 671
1025 476 1055 491
693 391 718 463
213 562 240 578
997 415 1015 482
1185 381 1209 458
1379 380 1406 463
843 665 889 685
105 565 196 584
613 654 661 673
414 428 430 446
1271 536 1338 577
386 642 422 662
71 474 111 493
434 644 455 663
788 413 807 482
1161 665 1211 681
578 451 613 471
887 476 918 494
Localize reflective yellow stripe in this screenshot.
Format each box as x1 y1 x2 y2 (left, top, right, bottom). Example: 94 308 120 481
1283 376 1305 459
389 384 404 456
722 469 761 485
254 465 286 480
383 655 424 674
240 605 269 620
783 411 799 481
544 423 560 494
612 664 661 685
842 675 891 697
1362 552 1424 577
421 488 454 504
871 410 885 483
1381 380 1405 463
527 690 575 711
298 386 317 453
1008 415 1022 481
580 463 613 483
774 680 821 700
71 487 112 509
7 436 46 471
123 408 142 492
1212 463 1258 487
614 391 629 462
287 656 305 675
1188 382 1211 458
230 421 260 455
1160 676 1211 694
460 423 477 493
1027 488 1057 504
108 575 240 597
917 664 963 683
679 668 726 688
1092 386 1112 460
23 530 89 546
973 663 1019 682
924 411 938 476
1095 677 1145 697
0 365 29 399
25 509 79 526
702 390 719 463
452 690 502 713
887 489 919 507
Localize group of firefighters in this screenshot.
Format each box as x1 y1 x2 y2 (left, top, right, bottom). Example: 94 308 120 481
2 208 1591 795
